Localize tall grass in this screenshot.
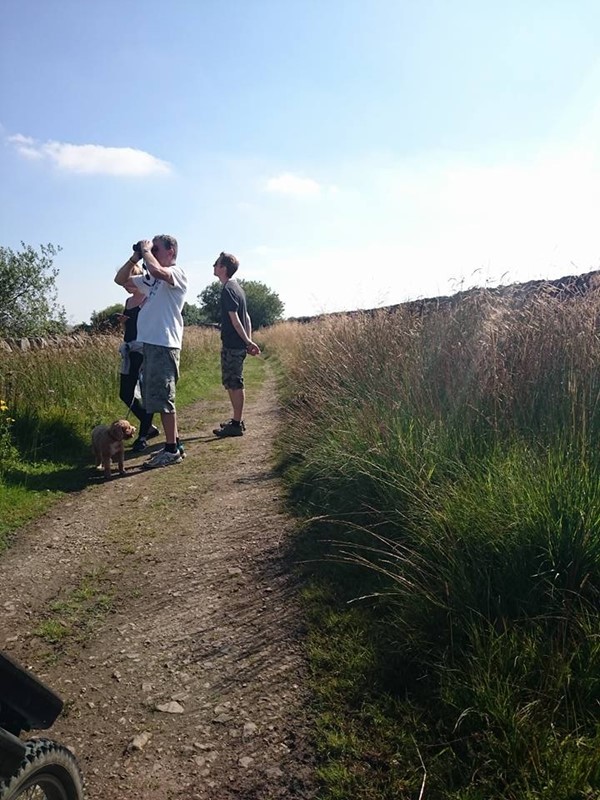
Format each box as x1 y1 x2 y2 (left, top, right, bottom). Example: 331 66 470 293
0 327 221 463
262 289 600 798
0 327 222 550
1 334 121 462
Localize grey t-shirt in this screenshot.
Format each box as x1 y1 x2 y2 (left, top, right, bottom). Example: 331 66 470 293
220 279 249 349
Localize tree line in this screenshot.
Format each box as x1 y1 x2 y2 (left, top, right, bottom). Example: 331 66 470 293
0 243 284 337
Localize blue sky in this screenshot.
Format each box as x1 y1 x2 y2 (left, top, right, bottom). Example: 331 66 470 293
2 0 600 325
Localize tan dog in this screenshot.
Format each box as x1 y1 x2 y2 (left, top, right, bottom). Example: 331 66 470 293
91 419 136 479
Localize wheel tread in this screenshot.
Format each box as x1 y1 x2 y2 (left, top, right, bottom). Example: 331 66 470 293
0 737 84 799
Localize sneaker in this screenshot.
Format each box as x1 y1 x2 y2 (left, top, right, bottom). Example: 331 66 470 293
147 425 160 440
142 449 183 469
132 424 160 453
214 420 244 437
131 437 148 453
219 419 246 432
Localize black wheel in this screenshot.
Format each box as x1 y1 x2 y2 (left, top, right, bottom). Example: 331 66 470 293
0 739 83 799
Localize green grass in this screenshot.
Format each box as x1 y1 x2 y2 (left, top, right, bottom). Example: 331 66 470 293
0 327 226 551
0 461 84 554
301 581 435 799
33 572 115 654
263 293 600 799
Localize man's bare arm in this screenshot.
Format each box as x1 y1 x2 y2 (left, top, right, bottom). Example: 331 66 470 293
114 255 142 287
229 311 261 355
139 240 175 285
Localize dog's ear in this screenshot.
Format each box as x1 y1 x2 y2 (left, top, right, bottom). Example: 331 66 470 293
110 422 125 441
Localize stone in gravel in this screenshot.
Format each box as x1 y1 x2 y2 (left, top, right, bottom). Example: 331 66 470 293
239 756 254 768
127 732 152 752
242 722 258 737
266 767 284 779
156 701 184 714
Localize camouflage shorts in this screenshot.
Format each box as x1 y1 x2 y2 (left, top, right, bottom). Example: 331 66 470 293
142 344 180 413
221 347 246 390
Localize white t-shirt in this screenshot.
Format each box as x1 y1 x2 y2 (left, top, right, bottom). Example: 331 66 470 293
130 265 187 348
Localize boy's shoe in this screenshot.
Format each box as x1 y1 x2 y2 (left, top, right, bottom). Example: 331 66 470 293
132 425 160 453
142 449 183 469
219 419 246 432
131 436 148 453
214 420 244 437
147 425 160 439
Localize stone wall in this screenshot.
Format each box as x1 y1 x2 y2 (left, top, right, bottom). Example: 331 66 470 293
0 330 107 353
0 323 220 353
288 268 600 324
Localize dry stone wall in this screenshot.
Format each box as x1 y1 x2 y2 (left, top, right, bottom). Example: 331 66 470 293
289 268 600 324
0 331 103 353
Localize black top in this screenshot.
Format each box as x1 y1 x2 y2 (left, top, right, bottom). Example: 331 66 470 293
220 280 249 349
123 305 140 343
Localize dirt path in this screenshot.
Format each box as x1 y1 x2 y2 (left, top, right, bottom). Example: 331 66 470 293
0 370 316 799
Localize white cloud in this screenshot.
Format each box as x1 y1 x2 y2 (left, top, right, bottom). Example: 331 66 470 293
249 146 600 319
8 134 43 160
7 133 171 176
265 172 321 196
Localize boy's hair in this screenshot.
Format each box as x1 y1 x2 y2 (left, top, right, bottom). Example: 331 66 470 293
216 252 239 278
154 234 178 259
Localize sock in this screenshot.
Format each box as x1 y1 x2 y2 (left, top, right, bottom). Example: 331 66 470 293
165 443 178 454
231 419 241 427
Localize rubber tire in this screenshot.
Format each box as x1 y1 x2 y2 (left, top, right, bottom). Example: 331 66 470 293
0 738 83 799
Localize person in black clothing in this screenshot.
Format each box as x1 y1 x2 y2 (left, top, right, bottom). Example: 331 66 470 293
118 293 159 452
211 252 260 438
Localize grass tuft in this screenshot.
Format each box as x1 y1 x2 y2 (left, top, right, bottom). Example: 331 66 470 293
263 290 600 798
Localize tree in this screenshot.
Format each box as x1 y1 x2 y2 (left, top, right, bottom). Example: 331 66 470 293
197 283 221 325
242 280 285 329
198 280 284 329
89 303 124 332
0 243 67 336
182 301 210 326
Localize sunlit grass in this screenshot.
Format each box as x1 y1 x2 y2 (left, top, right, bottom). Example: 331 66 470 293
0 326 226 549
262 289 600 798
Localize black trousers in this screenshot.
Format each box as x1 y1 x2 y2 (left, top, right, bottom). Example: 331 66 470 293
119 350 154 437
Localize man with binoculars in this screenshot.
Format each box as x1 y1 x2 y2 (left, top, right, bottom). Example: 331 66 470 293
114 234 188 468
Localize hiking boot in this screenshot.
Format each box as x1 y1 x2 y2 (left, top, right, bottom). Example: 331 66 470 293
219 419 246 432
131 436 148 453
142 449 183 469
214 420 244 437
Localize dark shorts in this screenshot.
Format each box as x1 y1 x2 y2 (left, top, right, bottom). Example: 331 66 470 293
221 347 246 390
142 344 180 413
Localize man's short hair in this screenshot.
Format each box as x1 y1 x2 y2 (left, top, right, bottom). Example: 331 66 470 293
217 252 239 278
154 234 178 259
